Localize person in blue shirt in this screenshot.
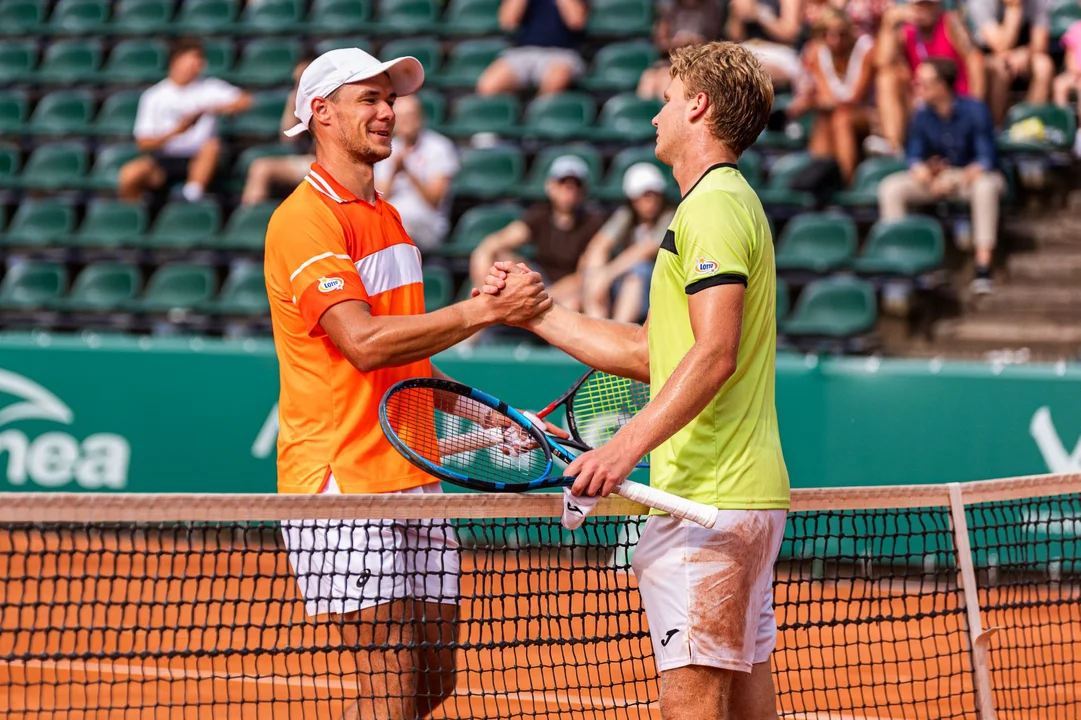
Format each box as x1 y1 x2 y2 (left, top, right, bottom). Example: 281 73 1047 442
878 57 1005 294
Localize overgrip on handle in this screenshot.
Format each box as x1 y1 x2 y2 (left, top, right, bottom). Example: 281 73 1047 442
615 482 719 529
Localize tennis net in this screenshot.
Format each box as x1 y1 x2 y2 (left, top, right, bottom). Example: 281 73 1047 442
0 473 1077 719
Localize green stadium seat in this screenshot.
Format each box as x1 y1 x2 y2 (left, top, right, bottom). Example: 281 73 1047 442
306 0 373 34
782 277 877 338
580 41 656 91
144 200 222 250
4 141 88 190
0 90 29 134
203 38 235 78
595 145 676 201
214 202 276 251
224 91 289 137
238 0 303 34
0 262 68 310
586 0 653 35
33 38 102 84
0 1 46 36
47 0 110 35
0 143 20 185
756 94 811 150
452 146 524 199
517 144 602 200
775 212 857 273
443 0 500 35
1052 2 1081 38
174 0 239 33
91 90 141 136
833 156 906 207
82 143 140 191
416 88 446 127
206 264 269 315
739 150 763 188
592 93 660 142
422 265 454 310
853 216 945 277
432 38 507 89
0 199 77 247
70 199 148 248
441 203 521 257
109 0 174 35
314 37 374 55
381 38 442 77
59 262 143 312
223 38 299 86
96 39 167 83
375 0 439 33
133 263 219 313
521 92 596 141
758 152 816 208
776 277 790 322
998 102 1077 152
441 94 519 138
0 40 39 83
27 89 94 136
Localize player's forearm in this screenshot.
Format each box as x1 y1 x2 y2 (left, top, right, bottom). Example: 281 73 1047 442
526 305 649 382
339 301 493 372
613 341 736 460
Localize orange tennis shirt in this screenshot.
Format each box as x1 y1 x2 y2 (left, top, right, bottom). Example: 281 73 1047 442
264 162 434 495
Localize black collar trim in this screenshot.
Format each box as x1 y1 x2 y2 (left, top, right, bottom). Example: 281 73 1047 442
683 162 739 199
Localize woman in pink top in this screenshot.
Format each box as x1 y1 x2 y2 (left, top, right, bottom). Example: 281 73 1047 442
871 0 984 155
1054 20 1081 133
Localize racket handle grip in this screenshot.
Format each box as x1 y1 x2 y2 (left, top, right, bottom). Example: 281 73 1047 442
615 482 720 529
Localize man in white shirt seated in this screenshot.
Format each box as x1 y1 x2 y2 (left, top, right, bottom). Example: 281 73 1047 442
119 38 252 203
373 95 459 251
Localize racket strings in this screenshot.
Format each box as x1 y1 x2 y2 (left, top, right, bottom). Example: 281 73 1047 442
386 386 550 484
570 373 650 459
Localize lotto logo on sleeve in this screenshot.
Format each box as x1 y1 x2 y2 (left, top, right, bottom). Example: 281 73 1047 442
318 276 345 293
693 257 719 275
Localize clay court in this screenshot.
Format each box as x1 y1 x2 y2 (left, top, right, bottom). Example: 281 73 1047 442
1 502 1078 720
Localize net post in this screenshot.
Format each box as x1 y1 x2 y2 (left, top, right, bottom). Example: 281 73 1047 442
947 482 997 720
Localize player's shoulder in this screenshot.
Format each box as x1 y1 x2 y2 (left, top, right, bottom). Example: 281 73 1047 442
267 183 343 246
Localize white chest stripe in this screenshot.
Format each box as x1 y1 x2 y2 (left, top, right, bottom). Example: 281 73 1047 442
355 244 423 296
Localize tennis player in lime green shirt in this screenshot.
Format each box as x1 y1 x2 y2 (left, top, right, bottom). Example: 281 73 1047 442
479 41 790 720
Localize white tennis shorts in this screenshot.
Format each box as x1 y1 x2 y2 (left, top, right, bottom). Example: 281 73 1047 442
281 476 461 617
631 509 787 673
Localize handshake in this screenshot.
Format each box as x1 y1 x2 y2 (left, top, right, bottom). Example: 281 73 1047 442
467 260 552 328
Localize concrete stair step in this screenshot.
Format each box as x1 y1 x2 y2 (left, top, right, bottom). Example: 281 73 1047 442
1007 251 1081 281
934 317 1081 354
973 284 1081 316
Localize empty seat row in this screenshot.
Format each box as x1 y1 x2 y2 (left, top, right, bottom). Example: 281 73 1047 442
0 260 268 315
776 213 945 278
0 198 276 251
778 276 878 340
0 0 653 38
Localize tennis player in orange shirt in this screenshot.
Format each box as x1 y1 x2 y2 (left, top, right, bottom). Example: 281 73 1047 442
264 48 551 720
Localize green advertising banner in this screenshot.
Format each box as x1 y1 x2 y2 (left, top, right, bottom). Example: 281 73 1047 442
0 335 1078 494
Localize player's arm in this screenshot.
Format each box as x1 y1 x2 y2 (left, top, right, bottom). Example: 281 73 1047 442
469 220 531 289
526 302 650 382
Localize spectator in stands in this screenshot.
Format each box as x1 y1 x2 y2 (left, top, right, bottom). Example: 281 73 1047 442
789 9 876 183
373 95 459 252
870 0 984 157
119 39 252 203
969 0 1053 124
475 0 589 97
1054 19 1081 154
725 0 805 86
846 0 890 36
580 163 674 322
470 155 606 311
637 0 726 99
240 56 314 206
878 59 1003 294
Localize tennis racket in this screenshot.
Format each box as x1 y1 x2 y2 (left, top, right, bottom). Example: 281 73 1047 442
535 369 651 466
379 378 719 529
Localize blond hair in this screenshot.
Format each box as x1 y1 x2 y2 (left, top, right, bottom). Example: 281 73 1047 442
669 42 774 156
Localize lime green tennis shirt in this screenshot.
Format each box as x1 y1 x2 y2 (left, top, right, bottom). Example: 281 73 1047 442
647 163 789 510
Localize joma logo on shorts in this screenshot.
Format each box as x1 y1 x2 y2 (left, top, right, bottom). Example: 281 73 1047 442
660 629 680 647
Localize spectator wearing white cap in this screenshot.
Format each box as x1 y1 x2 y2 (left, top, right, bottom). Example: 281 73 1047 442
470 155 607 311
373 95 459 251
580 163 674 322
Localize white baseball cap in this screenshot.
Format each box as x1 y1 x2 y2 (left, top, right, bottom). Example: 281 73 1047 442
547 155 590 182
622 163 667 200
283 47 425 138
